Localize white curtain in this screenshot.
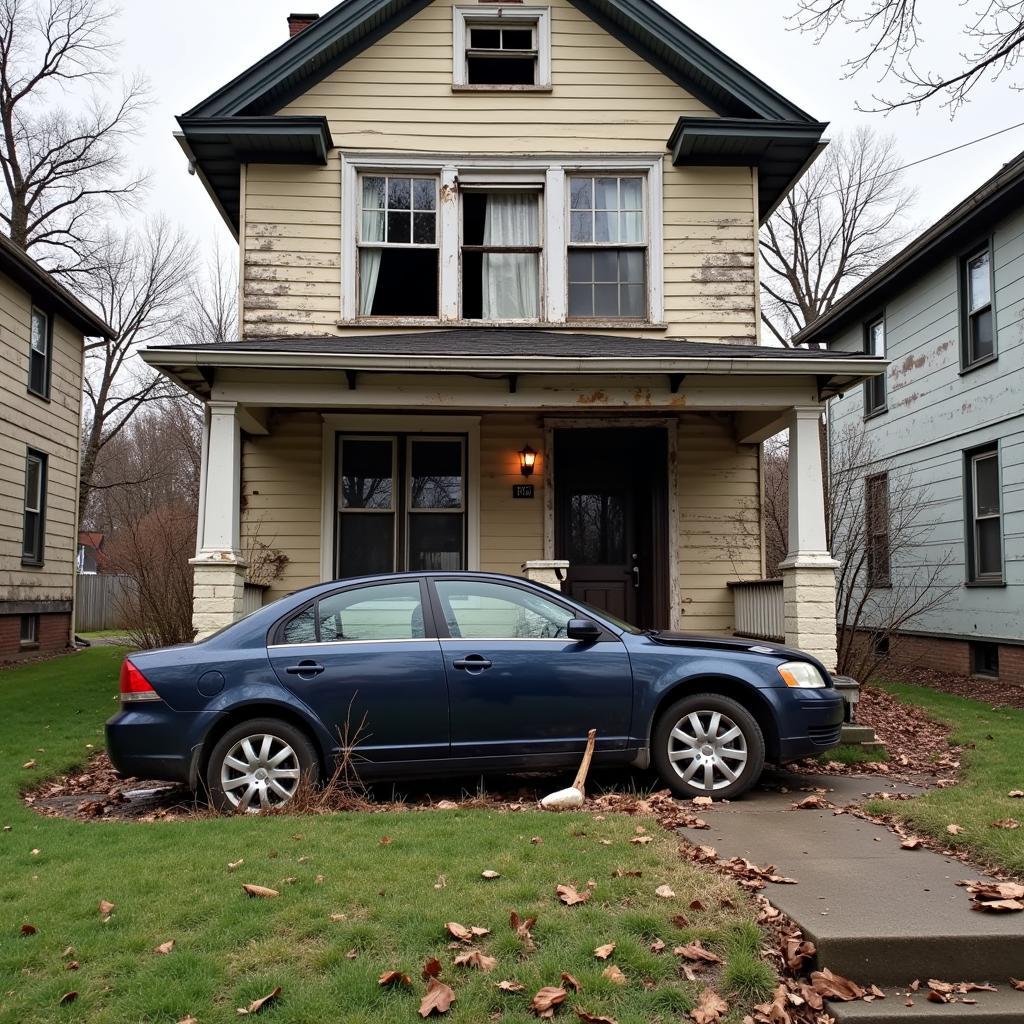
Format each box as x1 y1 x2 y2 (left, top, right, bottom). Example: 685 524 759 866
482 192 539 319
359 177 385 315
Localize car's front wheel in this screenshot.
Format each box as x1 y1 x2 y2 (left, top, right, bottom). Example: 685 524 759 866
205 718 319 813
652 693 765 800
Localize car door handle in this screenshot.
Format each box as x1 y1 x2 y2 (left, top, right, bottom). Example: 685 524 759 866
285 661 325 676
453 655 492 672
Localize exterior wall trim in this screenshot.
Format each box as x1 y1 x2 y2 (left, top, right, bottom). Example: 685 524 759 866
318 413 482 581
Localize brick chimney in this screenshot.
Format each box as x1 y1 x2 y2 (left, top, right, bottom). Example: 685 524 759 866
288 13 320 37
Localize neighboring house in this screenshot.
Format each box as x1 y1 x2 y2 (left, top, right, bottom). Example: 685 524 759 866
142 0 884 670
795 151 1024 685
76 532 107 575
0 235 113 659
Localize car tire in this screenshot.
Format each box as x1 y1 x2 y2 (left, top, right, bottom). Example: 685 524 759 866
652 693 765 800
205 717 319 813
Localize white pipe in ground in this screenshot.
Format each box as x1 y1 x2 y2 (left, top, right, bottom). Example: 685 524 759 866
540 729 596 810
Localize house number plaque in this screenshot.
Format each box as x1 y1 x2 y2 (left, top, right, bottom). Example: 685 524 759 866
512 484 535 499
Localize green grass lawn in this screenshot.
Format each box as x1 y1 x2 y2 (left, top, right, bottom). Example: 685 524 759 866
817 743 887 767
0 649 771 1023
867 680 1024 875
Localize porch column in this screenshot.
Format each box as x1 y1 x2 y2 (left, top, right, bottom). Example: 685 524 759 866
190 401 247 641
778 405 839 672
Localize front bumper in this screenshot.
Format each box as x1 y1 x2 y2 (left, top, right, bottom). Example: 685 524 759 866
769 686 845 762
105 706 195 785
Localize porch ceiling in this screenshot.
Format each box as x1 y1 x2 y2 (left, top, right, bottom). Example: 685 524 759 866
141 330 885 403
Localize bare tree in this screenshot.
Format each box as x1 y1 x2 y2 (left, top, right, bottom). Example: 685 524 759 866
77 217 195 524
762 434 789 577
0 0 148 270
173 237 238 346
828 421 958 681
790 0 1024 112
760 127 916 345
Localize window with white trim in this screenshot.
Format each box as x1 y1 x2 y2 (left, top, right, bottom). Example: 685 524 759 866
966 445 1002 583
567 175 647 319
863 315 886 416
453 6 551 89
22 449 46 565
335 434 466 578
961 245 994 368
28 307 51 398
342 154 663 325
358 174 438 317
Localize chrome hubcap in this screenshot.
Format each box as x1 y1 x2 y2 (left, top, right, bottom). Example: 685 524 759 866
220 734 301 812
667 711 748 792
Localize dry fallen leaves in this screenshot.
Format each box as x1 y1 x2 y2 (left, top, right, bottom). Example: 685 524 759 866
1010 978 1024 991
962 879 1024 913
236 986 281 1015
242 884 279 899
154 940 175 955
20 924 37 936
556 884 590 906
379 970 412 987
22 759 37 769
227 859 244 871
422 958 443 980
946 824 965 836
58 991 78 1006
674 941 723 964
690 989 728 1024
602 964 627 985
530 986 568 1018
593 943 616 960
650 938 666 953
510 910 537 950
899 837 924 850
98 899 115 917
419 978 456 1018
654 885 675 899
810 968 865 1001
481 869 501 879
445 921 489 941
630 835 653 845
497 980 525 992
991 818 1021 830
560 972 581 992
177 1017 198 1024
1008 790 1024 798
454 949 497 972
792 794 829 810
576 1010 618 1024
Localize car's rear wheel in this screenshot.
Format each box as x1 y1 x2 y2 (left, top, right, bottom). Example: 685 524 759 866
652 693 765 800
205 718 319 813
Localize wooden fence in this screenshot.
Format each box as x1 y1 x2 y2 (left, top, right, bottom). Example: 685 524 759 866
75 574 136 632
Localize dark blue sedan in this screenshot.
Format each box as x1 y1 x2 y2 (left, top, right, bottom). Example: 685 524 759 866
106 572 844 811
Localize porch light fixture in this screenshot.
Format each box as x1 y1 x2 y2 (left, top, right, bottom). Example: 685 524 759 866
518 445 537 477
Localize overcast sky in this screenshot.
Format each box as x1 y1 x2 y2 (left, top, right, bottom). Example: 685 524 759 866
119 0 1024 250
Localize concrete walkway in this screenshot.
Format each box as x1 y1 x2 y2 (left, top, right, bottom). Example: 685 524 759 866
678 771 1024 1020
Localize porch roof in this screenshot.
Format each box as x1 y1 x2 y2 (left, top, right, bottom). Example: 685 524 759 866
142 330 884 401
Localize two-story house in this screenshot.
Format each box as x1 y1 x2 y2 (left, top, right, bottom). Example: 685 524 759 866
796 151 1024 686
142 0 885 670
0 234 113 659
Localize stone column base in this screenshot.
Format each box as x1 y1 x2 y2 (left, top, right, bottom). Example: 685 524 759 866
781 562 838 673
190 556 248 641
522 559 569 591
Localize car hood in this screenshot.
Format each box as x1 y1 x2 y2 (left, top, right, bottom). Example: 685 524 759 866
644 630 810 662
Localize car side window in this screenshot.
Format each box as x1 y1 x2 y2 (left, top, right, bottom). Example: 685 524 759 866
434 580 570 639
283 607 317 644
318 580 425 642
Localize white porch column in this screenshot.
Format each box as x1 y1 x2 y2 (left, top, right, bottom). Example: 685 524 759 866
190 401 247 640
778 405 839 672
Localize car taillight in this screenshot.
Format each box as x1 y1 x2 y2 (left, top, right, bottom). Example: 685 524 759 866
119 659 161 703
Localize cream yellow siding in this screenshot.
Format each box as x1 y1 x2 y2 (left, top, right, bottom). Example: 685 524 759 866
0 271 83 604
241 409 323 602
241 0 757 342
675 413 761 632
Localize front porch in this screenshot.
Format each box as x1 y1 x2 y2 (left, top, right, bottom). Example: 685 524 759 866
142 332 884 671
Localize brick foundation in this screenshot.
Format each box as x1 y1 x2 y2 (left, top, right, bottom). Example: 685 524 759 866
0 612 72 662
861 631 1024 687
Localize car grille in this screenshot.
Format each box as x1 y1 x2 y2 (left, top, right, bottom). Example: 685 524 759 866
808 724 842 746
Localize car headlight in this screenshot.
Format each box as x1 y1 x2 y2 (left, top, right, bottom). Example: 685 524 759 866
777 661 826 689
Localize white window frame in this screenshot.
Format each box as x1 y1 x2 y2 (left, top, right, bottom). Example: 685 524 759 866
452 6 551 90
969 448 1002 583
339 152 664 327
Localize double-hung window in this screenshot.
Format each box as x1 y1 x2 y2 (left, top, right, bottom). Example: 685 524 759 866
961 245 994 368
568 175 646 319
358 175 438 317
453 7 551 89
336 435 466 578
461 189 541 320
966 445 1002 583
22 449 46 565
28 307 51 399
865 472 891 588
863 316 886 416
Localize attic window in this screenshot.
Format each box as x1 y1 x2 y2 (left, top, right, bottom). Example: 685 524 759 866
453 7 551 89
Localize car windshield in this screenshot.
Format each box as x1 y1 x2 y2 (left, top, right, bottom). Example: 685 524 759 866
569 597 643 635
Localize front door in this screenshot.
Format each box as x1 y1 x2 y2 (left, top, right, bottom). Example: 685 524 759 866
555 427 669 629
430 577 633 759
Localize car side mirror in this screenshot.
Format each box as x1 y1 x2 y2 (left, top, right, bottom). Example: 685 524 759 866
566 618 602 643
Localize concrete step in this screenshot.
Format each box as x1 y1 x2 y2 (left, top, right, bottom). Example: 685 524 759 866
830 988 1024 1023
679 772 1024 988
840 724 879 744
